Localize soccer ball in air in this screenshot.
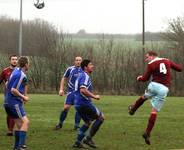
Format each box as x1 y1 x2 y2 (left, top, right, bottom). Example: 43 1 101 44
34 0 45 9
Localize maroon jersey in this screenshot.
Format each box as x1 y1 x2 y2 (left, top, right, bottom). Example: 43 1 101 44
138 57 182 87
0 67 14 85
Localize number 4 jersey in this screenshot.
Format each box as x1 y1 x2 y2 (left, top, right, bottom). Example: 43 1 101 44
138 57 182 87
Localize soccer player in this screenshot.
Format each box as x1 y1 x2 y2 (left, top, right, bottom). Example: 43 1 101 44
55 56 82 130
0 54 18 136
73 59 104 148
4 56 30 150
128 51 182 145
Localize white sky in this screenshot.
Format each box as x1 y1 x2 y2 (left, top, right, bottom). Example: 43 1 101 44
0 0 184 34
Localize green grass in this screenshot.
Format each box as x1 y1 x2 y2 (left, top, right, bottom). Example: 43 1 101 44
0 94 184 150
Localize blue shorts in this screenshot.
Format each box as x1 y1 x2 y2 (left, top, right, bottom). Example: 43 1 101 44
64 92 75 105
75 103 103 123
144 82 169 112
4 104 26 119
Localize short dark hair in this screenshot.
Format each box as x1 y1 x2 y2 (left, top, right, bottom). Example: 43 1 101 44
81 59 91 70
147 51 158 56
9 54 17 60
18 56 29 68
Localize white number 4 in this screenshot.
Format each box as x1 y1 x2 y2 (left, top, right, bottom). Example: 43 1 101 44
160 63 167 74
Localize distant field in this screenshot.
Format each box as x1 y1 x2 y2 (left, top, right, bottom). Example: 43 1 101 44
0 94 184 150
72 39 167 50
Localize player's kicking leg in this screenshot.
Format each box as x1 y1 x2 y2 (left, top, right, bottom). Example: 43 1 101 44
128 96 148 115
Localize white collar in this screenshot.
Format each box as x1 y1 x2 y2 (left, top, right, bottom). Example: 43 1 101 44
148 57 163 64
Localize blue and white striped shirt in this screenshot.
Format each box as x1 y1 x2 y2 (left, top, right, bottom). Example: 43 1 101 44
74 71 93 105
5 68 28 105
63 66 82 92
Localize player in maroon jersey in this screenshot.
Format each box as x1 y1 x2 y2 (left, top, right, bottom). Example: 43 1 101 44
0 54 18 136
128 51 182 145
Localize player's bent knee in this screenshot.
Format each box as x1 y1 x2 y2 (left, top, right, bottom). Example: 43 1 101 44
26 118 30 126
64 105 71 110
142 95 148 100
63 108 69 112
21 116 29 131
14 119 23 129
22 116 29 125
151 108 158 114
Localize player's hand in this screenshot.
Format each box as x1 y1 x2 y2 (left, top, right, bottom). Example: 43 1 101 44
59 89 64 96
23 96 29 102
94 95 100 100
137 75 142 81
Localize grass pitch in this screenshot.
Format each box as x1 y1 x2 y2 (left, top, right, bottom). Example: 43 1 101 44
0 94 184 150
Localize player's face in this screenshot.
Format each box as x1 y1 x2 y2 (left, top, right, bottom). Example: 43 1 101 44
86 62 94 73
10 56 18 67
145 54 154 62
24 58 30 71
74 57 82 67
25 62 29 71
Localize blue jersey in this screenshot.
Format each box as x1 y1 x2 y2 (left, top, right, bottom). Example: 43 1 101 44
63 66 82 92
5 68 28 105
74 71 93 106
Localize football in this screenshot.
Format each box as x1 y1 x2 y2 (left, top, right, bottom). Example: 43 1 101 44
34 0 45 9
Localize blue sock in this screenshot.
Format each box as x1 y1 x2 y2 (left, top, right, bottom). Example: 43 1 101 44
77 124 89 143
88 119 104 139
20 131 27 146
14 131 21 149
75 111 81 127
59 110 68 124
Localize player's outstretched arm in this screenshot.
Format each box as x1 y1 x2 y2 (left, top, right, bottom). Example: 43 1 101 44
80 87 100 100
170 61 182 72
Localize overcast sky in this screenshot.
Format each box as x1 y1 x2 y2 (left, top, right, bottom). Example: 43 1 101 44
0 0 184 34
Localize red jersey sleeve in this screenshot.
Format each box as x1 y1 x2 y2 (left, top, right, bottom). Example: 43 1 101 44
0 70 5 84
0 67 13 85
170 61 182 72
138 65 152 82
